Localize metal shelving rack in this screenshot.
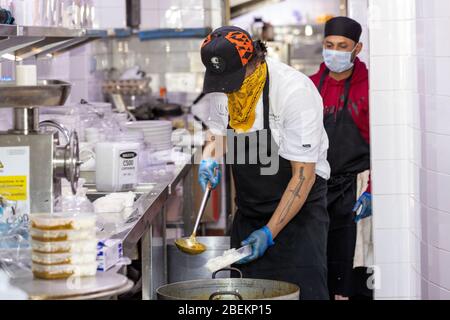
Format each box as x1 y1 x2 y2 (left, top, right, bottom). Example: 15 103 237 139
0 24 107 60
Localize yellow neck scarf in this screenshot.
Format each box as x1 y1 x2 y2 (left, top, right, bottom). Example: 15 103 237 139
227 62 267 133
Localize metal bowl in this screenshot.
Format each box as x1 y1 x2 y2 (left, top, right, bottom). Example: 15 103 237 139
0 80 71 108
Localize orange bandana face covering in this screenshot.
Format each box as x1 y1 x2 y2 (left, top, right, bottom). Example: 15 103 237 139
227 62 267 133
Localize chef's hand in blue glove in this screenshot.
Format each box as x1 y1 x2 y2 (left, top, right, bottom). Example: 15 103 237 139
198 159 221 192
353 192 372 223
236 226 275 265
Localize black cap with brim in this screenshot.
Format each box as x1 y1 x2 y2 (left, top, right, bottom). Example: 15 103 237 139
201 26 255 94
203 66 246 94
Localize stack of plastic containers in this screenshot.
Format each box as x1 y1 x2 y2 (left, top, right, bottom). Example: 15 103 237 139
30 213 98 280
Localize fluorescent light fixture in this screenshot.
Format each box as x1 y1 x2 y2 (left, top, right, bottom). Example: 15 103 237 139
305 25 314 37
1 53 22 62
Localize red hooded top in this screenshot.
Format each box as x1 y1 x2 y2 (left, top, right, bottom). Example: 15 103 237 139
310 57 371 192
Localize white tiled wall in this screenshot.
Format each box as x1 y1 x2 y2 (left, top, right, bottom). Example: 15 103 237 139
92 36 206 103
368 0 416 300
140 0 224 30
36 44 100 103
92 0 126 29
2 1 223 106
231 0 341 30
369 0 450 300
7 0 125 29
347 0 369 63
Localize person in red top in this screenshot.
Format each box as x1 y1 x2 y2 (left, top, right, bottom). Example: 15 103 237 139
310 16 372 300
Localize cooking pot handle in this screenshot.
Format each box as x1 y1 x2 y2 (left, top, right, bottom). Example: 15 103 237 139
209 291 243 300
212 267 242 279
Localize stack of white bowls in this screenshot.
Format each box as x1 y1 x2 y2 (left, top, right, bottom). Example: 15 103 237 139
113 130 145 144
125 120 173 152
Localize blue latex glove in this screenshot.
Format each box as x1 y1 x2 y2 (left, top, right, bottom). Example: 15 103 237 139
198 159 221 192
236 226 275 265
353 192 372 223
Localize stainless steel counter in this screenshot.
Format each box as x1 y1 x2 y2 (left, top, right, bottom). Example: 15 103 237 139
86 146 201 300
87 147 200 248
4 146 200 300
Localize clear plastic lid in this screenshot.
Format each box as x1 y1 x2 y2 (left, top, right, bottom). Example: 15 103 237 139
30 213 96 231
32 263 98 280
32 252 97 266
30 228 96 242
31 239 98 254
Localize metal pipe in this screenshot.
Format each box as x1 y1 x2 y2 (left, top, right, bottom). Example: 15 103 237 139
141 227 152 300
182 167 194 236
12 108 39 134
53 146 67 179
223 0 231 24
340 0 348 16
39 120 71 145
192 186 211 236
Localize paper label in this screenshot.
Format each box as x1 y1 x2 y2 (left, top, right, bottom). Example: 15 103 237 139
118 149 138 192
0 147 30 216
0 176 27 201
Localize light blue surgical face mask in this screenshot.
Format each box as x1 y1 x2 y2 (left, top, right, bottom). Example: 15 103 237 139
322 46 357 73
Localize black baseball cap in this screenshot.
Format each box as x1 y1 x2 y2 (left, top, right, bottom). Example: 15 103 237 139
201 26 255 94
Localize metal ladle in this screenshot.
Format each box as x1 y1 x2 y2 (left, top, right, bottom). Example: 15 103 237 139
175 183 213 255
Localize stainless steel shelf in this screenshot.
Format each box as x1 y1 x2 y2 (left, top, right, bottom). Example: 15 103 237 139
0 24 107 60
0 25 87 37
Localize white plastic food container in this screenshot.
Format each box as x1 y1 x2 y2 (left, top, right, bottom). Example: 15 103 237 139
31 239 98 254
32 263 98 280
32 252 97 266
30 213 96 231
95 142 140 192
30 228 96 242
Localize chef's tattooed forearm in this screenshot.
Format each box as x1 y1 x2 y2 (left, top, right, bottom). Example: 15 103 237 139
277 167 306 225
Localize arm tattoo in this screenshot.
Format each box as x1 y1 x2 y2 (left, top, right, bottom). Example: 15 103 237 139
277 167 306 225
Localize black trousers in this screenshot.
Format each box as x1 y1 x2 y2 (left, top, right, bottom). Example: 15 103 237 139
231 177 330 300
326 175 357 298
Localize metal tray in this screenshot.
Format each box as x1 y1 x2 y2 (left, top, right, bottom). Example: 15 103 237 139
0 80 71 108
11 272 130 300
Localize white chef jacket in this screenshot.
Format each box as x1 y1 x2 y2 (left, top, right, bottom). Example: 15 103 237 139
207 58 331 180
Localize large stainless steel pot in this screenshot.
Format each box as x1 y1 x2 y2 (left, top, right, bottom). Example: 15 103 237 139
168 236 231 283
157 268 300 300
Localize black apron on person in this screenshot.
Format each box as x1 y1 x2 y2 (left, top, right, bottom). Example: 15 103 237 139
228 69 330 300
317 69 370 298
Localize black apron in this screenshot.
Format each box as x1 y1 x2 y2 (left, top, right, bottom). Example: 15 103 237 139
317 69 370 298
228 70 330 300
